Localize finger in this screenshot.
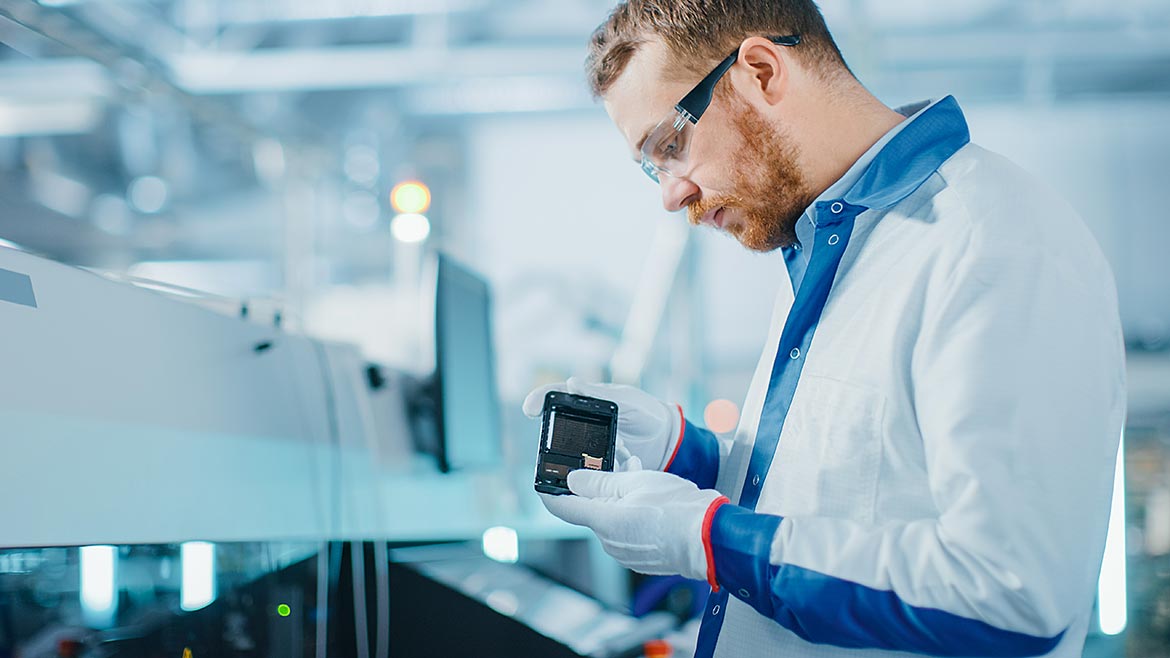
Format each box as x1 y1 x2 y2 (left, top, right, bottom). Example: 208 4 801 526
522 383 568 418
615 443 631 463
539 492 609 527
615 445 643 472
566 377 620 399
567 469 645 499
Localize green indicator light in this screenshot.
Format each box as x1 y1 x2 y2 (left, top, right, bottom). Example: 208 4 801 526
277 604 291 617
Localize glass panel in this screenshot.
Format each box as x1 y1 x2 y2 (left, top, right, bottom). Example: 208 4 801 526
0 542 320 657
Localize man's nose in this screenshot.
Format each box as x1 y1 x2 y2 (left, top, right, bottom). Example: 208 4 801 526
660 174 700 213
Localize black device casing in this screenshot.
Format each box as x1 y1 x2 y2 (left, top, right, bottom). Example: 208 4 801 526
534 391 619 495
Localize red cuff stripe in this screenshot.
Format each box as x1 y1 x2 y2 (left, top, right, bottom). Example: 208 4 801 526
663 404 686 471
702 496 730 590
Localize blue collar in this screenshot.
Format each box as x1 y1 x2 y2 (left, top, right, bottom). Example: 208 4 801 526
840 95 970 211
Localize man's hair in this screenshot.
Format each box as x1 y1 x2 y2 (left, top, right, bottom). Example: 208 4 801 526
586 0 850 99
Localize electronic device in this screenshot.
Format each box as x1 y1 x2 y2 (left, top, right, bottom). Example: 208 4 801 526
534 391 619 495
419 253 502 473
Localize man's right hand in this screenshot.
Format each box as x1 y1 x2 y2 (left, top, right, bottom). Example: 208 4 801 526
522 378 681 472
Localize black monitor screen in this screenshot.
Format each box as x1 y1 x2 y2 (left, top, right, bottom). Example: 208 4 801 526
434 255 501 471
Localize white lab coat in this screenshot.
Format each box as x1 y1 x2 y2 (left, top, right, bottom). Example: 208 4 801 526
700 106 1126 657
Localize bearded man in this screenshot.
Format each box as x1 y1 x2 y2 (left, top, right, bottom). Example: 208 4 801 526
524 2 1126 656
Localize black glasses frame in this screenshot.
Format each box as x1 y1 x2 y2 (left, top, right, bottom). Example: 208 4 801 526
675 35 802 124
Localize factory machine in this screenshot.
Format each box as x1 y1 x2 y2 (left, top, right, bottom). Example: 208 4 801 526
0 246 683 657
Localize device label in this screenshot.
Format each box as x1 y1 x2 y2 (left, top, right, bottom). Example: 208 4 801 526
0 268 36 308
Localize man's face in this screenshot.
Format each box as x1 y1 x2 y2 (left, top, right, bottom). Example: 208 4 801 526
604 40 813 252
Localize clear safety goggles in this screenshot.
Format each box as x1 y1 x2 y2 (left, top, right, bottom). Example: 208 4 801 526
639 34 802 184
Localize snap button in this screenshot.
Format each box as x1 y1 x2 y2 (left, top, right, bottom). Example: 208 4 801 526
752 474 761 486
738 588 751 599
790 347 800 360
830 201 844 214
828 234 840 246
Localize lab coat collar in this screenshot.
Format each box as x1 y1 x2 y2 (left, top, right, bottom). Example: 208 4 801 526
795 96 968 246
842 95 971 211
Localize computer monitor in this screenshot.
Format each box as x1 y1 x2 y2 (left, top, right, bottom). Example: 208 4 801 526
430 253 502 472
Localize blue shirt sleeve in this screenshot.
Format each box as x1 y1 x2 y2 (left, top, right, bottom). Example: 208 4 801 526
708 505 1065 657
664 417 720 490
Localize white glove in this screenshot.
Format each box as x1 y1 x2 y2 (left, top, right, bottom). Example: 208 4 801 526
523 378 681 471
540 467 727 582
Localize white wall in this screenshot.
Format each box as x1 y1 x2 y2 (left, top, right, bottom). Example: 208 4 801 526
462 112 670 400
966 99 1170 343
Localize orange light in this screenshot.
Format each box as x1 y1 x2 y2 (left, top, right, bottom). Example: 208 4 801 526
703 399 740 434
390 181 431 214
643 639 673 658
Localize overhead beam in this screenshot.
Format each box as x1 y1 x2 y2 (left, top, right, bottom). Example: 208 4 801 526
164 25 1170 94
1 28 1167 105
0 57 111 98
167 44 588 93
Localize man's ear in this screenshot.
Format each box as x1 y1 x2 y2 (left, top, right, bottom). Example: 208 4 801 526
731 36 790 106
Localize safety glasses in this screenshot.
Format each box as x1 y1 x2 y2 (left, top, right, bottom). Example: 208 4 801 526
639 34 802 183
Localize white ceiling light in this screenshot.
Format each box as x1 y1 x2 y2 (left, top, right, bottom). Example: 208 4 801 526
390 213 430 243
0 99 102 137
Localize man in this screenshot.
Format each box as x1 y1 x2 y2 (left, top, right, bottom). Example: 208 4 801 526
523 1 1126 656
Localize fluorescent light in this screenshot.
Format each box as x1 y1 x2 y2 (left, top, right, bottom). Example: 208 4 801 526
408 77 590 115
1098 433 1127 635
0 99 102 137
80 545 117 628
390 213 430 243
181 542 216 611
217 0 484 25
482 526 519 564
169 47 585 94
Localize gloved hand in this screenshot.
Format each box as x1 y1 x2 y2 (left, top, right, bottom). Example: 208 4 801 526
540 467 728 583
523 378 681 471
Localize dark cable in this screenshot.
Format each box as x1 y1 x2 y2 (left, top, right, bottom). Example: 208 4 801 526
351 542 370 658
373 541 390 657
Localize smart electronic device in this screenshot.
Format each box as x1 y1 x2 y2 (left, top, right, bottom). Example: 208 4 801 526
534 391 618 495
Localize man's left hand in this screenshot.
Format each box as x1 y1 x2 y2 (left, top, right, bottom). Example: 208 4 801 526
541 467 728 582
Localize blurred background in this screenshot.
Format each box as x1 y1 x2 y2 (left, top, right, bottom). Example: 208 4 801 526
1 0 1169 656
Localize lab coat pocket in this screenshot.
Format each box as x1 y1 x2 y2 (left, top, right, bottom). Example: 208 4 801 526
772 375 885 524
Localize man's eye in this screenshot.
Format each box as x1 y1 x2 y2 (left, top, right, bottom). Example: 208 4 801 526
657 136 679 158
